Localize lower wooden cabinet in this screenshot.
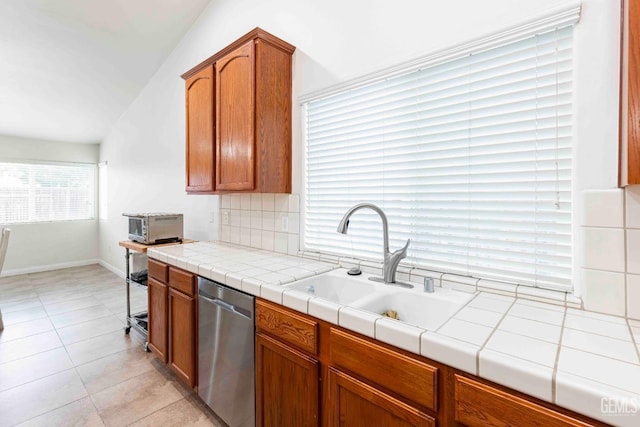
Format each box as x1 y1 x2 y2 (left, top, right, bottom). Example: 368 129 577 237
168 287 196 388
147 277 168 362
147 262 197 389
454 375 598 427
327 368 434 427
256 332 319 427
255 299 436 427
255 298 609 427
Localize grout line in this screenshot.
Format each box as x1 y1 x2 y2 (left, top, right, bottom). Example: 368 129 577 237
12 393 93 426
474 298 518 376
561 322 634 342
623 188 629 318
433 291 480 334
626 319 640 364
551 308 568 404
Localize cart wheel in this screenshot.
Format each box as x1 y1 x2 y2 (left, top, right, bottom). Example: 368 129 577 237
144 342 150 352
124 326 131 335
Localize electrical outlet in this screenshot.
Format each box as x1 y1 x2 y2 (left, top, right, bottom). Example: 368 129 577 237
281 216 289 232
222 211 230 225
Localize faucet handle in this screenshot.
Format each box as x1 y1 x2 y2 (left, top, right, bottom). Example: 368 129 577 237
394 238 410 258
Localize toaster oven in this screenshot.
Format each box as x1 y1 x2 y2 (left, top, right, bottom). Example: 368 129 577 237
123 213 183 244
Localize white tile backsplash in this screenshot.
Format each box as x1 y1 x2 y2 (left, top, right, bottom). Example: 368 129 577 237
218 193 301 255
627 229 640 274
628 274 640 320
572 186 640 321
261 193 275 211
581 227 625 272
581 189 624 227
581 268 626 316
217 187 640 325
274 194 289 213
626 185 640 229
262 211 275 231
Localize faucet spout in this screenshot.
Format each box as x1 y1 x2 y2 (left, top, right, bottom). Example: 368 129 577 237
337 203 409 286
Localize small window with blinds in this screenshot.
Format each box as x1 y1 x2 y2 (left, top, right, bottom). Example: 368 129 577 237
0 161 96 223
303 24 574 290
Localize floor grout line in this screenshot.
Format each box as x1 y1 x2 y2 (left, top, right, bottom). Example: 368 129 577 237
0 265 213 427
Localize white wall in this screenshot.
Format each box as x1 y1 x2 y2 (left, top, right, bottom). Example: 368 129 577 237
99 0 621 276
0 134 100 275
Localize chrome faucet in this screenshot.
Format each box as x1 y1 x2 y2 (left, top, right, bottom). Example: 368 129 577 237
337 203 412 288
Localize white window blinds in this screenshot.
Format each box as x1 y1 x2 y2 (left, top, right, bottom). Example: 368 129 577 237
0 162 96 223
303 24 575 290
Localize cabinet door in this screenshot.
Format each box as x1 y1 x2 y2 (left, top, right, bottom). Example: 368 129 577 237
216 40 255 191
454 375 595 427
256 333 319 427
185 65 215 193
147 278 168 362
327 368 434 427
627 0 640 185
168 288 196 387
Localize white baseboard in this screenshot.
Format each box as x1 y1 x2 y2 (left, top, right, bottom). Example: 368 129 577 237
99 260 125 279
1 259 101 277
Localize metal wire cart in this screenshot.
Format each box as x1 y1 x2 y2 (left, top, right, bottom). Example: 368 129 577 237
118 240 152 351
118 239 194 351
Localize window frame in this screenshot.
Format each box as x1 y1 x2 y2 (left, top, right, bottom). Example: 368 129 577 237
299 6 581 292
0 159 98 224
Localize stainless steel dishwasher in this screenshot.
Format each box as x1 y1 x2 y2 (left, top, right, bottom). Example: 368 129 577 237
198 277 255 427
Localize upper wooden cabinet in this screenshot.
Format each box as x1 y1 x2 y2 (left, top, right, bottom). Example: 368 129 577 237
185 66 215 193
183 28 295 194
622 0 640 185
216 41 255 191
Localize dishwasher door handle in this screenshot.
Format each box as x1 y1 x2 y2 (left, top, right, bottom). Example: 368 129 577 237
199 294 252 320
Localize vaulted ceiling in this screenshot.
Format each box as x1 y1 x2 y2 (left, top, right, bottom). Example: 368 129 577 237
0 0 211 144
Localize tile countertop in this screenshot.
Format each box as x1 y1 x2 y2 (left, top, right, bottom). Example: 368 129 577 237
148 241 640 427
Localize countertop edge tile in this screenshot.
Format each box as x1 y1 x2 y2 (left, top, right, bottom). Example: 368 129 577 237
338 307 380 339
479 348 554 402
308 298 341 324
281 290 311 314
374 317 423 354
260 284 284 305
555 371 640 427
421 332 478 375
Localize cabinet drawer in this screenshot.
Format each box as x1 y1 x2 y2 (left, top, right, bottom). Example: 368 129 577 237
168 267 195 296
329 328 437 411
255 300 318 355
148 259 168 282
454 375 595 427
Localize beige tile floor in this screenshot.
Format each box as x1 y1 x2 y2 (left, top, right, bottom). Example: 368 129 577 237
0 265 224 427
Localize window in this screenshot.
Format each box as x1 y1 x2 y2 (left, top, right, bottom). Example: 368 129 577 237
0 161 96 223
98 161 108 220
303 14 578 291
